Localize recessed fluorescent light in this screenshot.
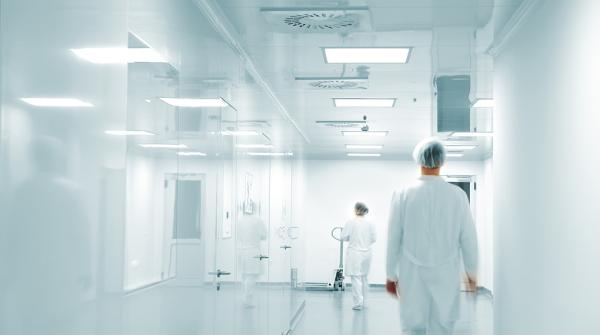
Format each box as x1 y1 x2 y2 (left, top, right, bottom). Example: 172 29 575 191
333 98 396 108
247 152 293 157
472 99 494 108
342 131 388 137
447 153 465 158
236 144 274 149
105 130 155 136
177 152 207 156
450 132 494 138
21 98 93 107
221 130 260 136
345 144 383 150
71 48 167 64
347 153 382 157
323 47 411 64
160 98 230 108
139 144 187 149
444 145 477 151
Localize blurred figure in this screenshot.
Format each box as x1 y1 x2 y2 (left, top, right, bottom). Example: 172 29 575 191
4 135 91 335
386 138 478 335
237 211 267 308
341 202 376 311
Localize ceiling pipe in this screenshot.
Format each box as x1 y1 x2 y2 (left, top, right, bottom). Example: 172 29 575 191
192 0 311 144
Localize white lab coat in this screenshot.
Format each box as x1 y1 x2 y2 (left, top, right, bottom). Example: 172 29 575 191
237 216 267 275
342 217 377 276
386 175 478 330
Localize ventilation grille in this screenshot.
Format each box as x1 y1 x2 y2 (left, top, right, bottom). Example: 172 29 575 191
295 76 368 90
261 7 372 33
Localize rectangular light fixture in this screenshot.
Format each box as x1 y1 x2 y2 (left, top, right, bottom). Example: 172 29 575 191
347 153 381 157
444 145 477 151
21 98 93 107
333 98 396 108
450 132 494 138
472 99 495 108
105 130 155 136
236 144 274 149
177 151 207 156
345 144 383 150
342 131 388 137
139 144 187 149
160 98 230 108
71 48 167 64
323 47 411 64
247 152 293 157
446 153 465 158
222 130 260 136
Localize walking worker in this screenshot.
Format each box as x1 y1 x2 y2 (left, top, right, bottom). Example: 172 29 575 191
341 202 377 311
386 137 478 335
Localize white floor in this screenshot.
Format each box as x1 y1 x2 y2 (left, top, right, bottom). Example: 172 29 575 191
295 289 493 335
2 285 491 335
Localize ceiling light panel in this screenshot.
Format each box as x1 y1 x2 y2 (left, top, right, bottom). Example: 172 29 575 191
345 144 383 150
160 98 230 108
71 48 167 64
21 98 93 107
446 153 465 158
333 98 396 108
236 144 274 149
323 47 411 64
342 131 388 137
247 152 293 156
105 130 155 136
177 152 207 156
139 144 187 149
472 99 495 108
347 153 381 157
450 132 494 138
221 130 260 136
444 145 477 150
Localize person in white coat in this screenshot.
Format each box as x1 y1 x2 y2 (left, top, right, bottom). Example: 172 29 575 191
386 138 478 335
237 212 267 307
341 202 377 311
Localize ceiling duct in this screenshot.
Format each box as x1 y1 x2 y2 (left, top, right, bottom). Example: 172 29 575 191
260 6 372 33
315 120 366 128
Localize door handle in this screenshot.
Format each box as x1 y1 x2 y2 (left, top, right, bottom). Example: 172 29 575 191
280 245 292 250
208 269 231 278
254 255 269 261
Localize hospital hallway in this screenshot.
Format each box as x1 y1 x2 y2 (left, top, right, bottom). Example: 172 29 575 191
1 0 600 334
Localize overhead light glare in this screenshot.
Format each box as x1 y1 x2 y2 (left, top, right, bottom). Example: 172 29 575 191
177 152 207 156
450 132 494 138
323 47 411 64
333 98 396 108
345 144 383 150
139 144 187 149
472 99 495 108
342 131 388 137
447 153 465 158
71 48 167 64
160 98 230 108
347 153 382 157
21 98 93 107
105 130 155 136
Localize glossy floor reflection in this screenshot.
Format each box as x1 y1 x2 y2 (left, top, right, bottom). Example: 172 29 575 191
295 289 493 335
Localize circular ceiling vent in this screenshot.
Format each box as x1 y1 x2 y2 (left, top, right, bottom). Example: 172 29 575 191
309 80 365 90
283 13 359 31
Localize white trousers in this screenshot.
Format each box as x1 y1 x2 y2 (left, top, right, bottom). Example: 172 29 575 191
403 297 454 335
350 275 368 307
242 274 258 305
